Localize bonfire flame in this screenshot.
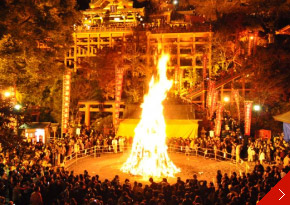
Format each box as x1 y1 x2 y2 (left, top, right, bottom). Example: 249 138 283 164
121 54 180 178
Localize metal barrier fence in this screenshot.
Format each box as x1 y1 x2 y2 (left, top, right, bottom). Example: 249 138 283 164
64 144 243 169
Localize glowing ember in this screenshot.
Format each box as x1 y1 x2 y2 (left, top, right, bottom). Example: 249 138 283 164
121 54 180 178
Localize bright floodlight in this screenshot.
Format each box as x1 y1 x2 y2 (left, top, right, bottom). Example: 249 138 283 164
14 104 22 110
223 96 230 102
173 0 178 5
253 104 261 111
4 91 11 97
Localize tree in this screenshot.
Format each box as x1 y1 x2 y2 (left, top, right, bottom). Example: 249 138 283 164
179 0 290 132
0 0 81 122
248 43 290 109
211 31 242 75
178 0 290 77
78 50 120 101
180 0 244 21
70 68 104 124
0 97 31 152
122 51 149 103
78 48 149 104
179 0 290 32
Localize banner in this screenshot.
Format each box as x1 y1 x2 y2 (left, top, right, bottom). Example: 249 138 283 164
215 103 224 136
206 80 215 109
115 67 124 127
258 129 271 140
61 70 72 134
244 101 253 136
232 90 240 121
210 90 218 118
203 54 207 79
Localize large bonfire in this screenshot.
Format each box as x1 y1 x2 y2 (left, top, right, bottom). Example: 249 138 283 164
121 54 180 178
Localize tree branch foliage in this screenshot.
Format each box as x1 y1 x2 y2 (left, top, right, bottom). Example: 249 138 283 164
0 0 81 121
77 48 149 104
0 98 32 152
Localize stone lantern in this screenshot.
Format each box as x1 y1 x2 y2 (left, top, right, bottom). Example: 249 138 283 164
201 127 206 138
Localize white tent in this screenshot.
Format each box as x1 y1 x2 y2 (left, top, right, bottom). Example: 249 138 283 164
273 111 290 124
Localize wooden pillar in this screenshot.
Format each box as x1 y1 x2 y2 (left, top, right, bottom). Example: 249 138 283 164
85 104 90 127
110 33 112 47
87 34 90 56
201 82 205 108
73 33 77 72
98 33 100 49
77 45 80 66
177 35 181 91
162 34 165 51
192 34 196 87
157 37 161 52
123 33 125 52
146 32 150 70
221 85 224 101
112 103 116 125
69 49 72 66
231 80 234 106
242 75 245 98
208 32 212 78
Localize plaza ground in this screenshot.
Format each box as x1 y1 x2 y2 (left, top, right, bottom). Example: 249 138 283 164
67 152 254 185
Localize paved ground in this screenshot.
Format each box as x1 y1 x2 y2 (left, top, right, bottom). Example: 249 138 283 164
67 152 253 185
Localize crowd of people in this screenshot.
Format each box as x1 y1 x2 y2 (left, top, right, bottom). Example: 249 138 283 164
11 127 289 170
0 124 289 204
167 133 290 167
0 158 289 204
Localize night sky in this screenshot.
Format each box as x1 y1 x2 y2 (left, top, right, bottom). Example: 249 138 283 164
77 0 90 10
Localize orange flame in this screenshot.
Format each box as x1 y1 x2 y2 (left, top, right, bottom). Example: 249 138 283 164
121 54 180 178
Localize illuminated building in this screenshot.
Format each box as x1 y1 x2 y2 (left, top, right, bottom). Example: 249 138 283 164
145 31 212 101
67 0 251 117
65 0 144 71
66 0 211 94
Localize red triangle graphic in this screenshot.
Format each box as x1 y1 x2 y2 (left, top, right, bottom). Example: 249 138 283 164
258 171 290 204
